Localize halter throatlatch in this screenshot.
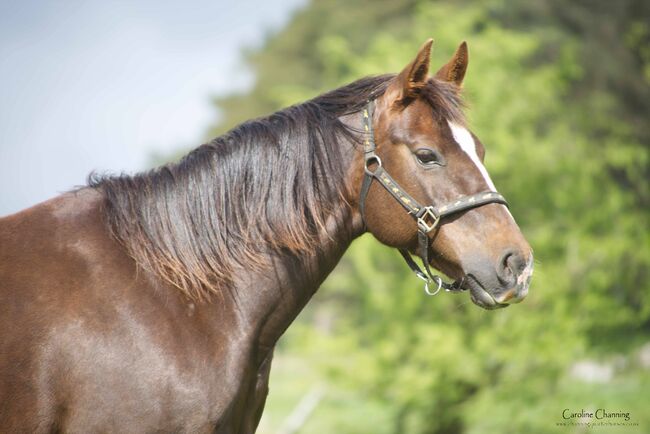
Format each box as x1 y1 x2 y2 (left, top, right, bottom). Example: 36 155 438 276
358 100 509 295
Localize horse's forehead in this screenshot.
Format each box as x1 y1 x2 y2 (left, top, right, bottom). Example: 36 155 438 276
383 101 446 140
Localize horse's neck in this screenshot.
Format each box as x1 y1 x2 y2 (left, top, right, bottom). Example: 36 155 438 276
235 168 365 361
253 212 360 353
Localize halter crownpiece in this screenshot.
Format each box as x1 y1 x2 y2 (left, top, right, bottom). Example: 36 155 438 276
358 100 509 295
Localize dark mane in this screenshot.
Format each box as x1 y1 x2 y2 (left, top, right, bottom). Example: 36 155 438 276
89 75 464 300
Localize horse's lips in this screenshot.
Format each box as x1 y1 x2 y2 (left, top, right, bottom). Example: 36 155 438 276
463 275 509 310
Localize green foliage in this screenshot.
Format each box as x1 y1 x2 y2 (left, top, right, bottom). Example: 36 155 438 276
205 0 650 432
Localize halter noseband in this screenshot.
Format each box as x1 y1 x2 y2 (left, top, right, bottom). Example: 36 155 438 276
358 100 508 295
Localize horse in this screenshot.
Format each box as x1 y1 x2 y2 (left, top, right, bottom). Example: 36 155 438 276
0 39 533 433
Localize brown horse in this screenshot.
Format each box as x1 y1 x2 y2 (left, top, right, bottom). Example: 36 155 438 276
0 39 533 433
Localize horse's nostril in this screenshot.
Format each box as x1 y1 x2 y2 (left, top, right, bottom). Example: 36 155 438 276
498 249 526 285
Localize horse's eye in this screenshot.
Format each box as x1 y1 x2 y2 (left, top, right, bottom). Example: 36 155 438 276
414 149 442 167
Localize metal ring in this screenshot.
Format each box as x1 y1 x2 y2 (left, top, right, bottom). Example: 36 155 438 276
364 155 382 175
424 276 442 296
414 271 429 283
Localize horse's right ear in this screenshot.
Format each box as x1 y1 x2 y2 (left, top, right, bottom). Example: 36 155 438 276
388 39 433 104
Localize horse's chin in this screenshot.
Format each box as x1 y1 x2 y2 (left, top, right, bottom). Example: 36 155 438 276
462 275 509 310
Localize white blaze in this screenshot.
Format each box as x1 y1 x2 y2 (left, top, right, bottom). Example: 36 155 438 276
447 121 497 191
447 121 515 221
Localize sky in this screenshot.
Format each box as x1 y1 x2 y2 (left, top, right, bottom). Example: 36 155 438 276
0 0 306 216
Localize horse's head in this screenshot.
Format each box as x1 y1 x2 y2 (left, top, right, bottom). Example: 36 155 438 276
360 39 533 309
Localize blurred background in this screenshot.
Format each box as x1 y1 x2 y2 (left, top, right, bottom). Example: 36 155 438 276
1 0 649 433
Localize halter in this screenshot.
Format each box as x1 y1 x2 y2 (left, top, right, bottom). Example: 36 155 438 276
358 100 508 295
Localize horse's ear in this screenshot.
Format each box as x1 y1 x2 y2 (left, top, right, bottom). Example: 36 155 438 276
391 38 433 102
434 41 468 86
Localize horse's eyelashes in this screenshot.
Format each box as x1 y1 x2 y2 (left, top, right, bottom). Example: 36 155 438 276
414 148 443 166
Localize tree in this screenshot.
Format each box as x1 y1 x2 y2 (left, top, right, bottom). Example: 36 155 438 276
206 1 650 432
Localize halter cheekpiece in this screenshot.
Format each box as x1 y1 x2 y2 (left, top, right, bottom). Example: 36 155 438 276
358 100 509 295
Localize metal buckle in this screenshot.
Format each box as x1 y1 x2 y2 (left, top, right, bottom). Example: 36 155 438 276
417 206 440 233
364 155 382 175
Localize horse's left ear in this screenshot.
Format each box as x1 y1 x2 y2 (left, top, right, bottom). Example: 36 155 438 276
434 41 468 86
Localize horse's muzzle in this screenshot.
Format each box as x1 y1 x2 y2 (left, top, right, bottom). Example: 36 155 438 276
463 252 534 310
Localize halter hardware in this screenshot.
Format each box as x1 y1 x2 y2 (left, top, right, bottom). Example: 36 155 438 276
364 155 382 175
359 100 509 295
416 206 440 233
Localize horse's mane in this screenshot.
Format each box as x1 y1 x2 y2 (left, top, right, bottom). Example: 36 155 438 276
89 75 464 300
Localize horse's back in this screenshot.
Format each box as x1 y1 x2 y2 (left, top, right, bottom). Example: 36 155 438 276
0 190 237 433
